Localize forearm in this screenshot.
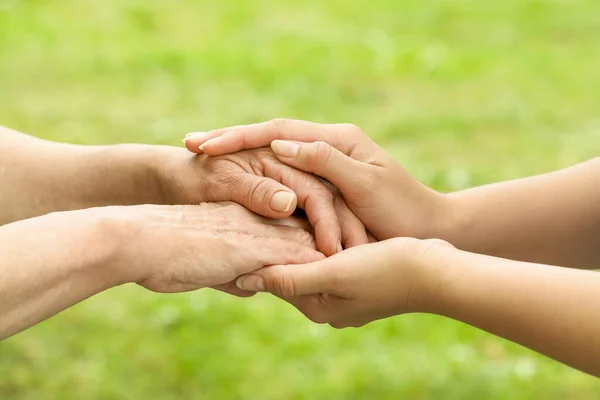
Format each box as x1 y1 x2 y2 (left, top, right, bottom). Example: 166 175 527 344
0 209 132 340
438 158 600 268
0 126 167 225
426 246 600 376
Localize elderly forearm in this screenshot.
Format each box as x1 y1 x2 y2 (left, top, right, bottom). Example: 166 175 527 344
428 246 600 377
0 126 166 224
440 158 600 269
0 209 130 340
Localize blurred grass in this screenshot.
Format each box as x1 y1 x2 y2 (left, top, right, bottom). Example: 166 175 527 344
1 0 599 398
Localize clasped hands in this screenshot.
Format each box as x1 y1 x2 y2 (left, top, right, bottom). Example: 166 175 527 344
161 119 451 328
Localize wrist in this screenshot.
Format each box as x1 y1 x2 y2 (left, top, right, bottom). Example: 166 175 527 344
78 206 148 285
39 208 138 288
152 145 209 205
423 189 452 238
90 144 170 206
404 238 460 315
438 188 479 245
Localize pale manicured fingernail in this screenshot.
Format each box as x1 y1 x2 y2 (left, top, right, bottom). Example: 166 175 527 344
337 242 343 253
271 140 299 157
184 132 209 140
200 136 223 150
270 191 296 212
236 275 265 292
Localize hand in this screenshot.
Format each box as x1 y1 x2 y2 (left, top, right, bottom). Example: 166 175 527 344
101 202 325 296
156 145 368 255
235 237 453 328
183 119 450 241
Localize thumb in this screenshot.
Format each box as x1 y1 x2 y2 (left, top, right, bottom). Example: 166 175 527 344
271 140 367 194
236 260 334 297
227 174 298 218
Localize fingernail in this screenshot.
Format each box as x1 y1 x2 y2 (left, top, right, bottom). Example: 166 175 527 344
236 275 265 292
337 242 343 253
184 132 209 141
271 140 299 157
200 136 223 150
270 191 296 212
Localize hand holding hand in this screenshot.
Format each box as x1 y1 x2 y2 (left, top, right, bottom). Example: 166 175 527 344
235 237 452 328
184 119 450 241
156 146 368 255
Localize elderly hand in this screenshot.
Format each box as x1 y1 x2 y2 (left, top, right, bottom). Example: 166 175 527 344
155 145 368 255
183 119 450 241
0 202 324 339
100 202 325 295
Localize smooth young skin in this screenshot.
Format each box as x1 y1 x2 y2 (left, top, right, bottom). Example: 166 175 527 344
187 119 600 269
0 125 364 256
0 202 323 340
235 238 600 377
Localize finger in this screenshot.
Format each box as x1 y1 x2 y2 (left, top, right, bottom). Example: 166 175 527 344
236 262 332 297
336 200 369 249
249 223 317 250
183 128 245 154
319 179 368 249
218 174 299 219
271 140 368 195
263 161 342 256
197 119 349 156
253 238 326 268
212 281 257 298
262 216 313 232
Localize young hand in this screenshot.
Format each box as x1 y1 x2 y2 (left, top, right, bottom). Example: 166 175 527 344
183 119 450 241
235 237 451 328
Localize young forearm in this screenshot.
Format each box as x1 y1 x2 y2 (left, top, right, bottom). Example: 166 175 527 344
0 126 167 224
0 210 130 340
438 158 600 268
426 246 600 376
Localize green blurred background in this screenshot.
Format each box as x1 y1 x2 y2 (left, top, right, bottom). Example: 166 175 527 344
1 0 599 398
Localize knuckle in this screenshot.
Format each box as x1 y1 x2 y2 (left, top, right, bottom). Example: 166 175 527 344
313 141 333 168
329 320 348 330
420 238 454 254
310 176 335 200
340 123 364 137
246 178 273 211
305 308 330 325
315 186 334 204
239 130 249 149
215 166 243 191
325 267 345 293
270 118 291 129
295 229 316 249
266 271 298 298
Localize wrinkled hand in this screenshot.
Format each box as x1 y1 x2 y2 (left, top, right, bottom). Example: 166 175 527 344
104 202 324 297
157 145 368 255
183 119 449 241
235 238 453 328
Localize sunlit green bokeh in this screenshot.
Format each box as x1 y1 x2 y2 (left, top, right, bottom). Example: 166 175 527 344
1 1 599 398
